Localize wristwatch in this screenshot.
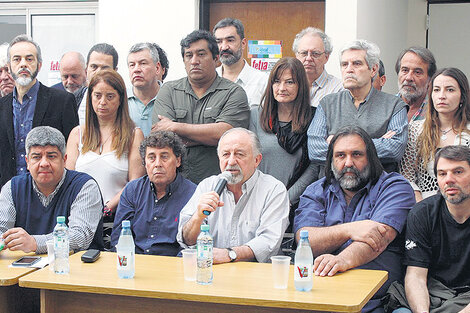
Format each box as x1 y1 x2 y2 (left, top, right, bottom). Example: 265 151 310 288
227 248 237 262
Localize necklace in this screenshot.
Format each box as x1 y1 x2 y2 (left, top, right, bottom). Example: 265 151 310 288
440 128 452 141
99 133 112 154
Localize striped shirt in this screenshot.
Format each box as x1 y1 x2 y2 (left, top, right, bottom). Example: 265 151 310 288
0 169 103 254
310 70 344 107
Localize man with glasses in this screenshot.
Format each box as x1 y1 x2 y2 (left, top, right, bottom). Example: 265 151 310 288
293 27 343 107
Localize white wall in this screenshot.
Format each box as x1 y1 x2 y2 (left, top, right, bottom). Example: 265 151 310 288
325 0 427 94
98 0 199 88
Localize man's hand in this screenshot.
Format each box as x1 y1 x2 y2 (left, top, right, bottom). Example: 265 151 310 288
213 248 230 264
347 220 388 252
381 130 396 139
313 254 350 276
3 227 37 253
152 115 176 132
196 191 224 219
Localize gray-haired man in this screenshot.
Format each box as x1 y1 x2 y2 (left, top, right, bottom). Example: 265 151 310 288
0 126 103 254
128 42 163 136
293 27 343 107
307 39 408 173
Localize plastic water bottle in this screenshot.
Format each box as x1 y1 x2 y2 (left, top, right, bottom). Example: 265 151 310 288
294 230 313 291
116 220 135 279
197 224 213 285
53 216 69 274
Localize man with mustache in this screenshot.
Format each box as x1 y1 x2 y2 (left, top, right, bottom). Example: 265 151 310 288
213 18 268 107
308 39 408 173
293 27 343 107
387 145 470 313
177 128 289 264
110 131 196 256
51 51 87 107
152 30 249 184
0 35 78 188
395 47 436 122
0 42 14 97
295 126 415 313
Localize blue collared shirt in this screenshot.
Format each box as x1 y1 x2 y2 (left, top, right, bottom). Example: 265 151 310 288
128 87 159 137
294 171 415 312
12 81 40 174
111 173 196 256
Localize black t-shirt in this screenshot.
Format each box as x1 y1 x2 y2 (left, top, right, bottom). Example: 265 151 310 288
404 195 470 289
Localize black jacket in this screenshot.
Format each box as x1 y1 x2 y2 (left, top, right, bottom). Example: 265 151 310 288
0 82 78 187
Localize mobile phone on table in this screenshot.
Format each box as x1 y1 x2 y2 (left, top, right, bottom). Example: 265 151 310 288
12 256 41 267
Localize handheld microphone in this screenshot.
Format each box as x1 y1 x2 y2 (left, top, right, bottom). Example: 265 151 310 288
203 171 232 216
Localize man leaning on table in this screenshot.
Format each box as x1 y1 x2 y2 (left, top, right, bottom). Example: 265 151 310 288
111 131 196 256
0 126 103 254
177 128 289 264
294 126 415 313
387 145 470 313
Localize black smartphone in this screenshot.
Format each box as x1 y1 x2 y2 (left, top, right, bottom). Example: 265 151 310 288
12 256 41 267
81 249 100 263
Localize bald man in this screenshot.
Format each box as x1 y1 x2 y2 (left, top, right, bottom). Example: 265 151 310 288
52 51 87 107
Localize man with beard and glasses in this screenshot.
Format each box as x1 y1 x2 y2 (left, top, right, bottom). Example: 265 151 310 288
0 35 78 188
152 30 249 184
395 46 436 122
387 145 470 313
177 128 289 264
51 51 87 107
110 131 196 256
213 18 268 107
295 126 415 313
308 39 408 173
0 42 15 97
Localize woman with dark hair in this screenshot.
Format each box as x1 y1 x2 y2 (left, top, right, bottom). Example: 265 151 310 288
66 69 145 247
249 57 316 223
401 67 470 201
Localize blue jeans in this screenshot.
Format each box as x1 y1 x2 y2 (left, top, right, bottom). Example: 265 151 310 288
392 308 412 313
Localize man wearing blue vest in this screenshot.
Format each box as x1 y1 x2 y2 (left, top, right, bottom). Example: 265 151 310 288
0 126 103 254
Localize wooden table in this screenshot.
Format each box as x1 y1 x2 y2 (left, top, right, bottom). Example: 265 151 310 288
20 251 387 313
0 249 41 313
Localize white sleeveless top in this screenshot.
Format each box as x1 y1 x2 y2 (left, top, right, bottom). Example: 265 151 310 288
75 128 129 203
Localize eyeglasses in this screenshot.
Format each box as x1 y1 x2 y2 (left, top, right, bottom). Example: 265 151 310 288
297 50 325 59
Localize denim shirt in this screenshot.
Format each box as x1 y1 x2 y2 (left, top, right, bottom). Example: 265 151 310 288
12 81 39 175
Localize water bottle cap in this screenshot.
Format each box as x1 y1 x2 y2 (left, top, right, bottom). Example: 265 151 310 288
57 216 65 223
200 224 210 231
122 220 131 228
300 230 309 238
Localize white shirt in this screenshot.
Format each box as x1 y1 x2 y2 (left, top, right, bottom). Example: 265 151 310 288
217 60 268 107
177 170 289 263
310 70 343 107
77 88 87 126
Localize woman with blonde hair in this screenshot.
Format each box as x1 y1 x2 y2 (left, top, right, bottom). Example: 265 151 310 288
66 69 145 247
401 67 470 201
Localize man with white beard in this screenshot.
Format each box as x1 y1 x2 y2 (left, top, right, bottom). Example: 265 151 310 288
395 47 436 122
177 128 289 264
0 35 78 188
213 18 268 107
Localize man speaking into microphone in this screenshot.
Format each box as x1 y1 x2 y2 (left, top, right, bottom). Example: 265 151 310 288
177 128 289 263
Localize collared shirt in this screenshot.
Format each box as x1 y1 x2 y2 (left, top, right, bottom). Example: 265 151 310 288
77 88 87 126
308 87 408 163
110 174 196 256
152 74 250 184
177 170 290 263
294 172 415 312
310 70 343 107
216 60 268 107
0 169 103 254
12 80 40 174
128 88 159 137
410 100 427 122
